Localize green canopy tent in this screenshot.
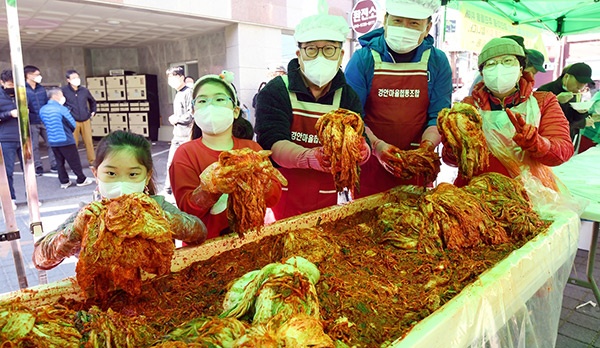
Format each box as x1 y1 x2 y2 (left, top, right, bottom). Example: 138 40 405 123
445 0 600 38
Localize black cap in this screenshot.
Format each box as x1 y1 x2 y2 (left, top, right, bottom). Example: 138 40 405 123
566 62 594 84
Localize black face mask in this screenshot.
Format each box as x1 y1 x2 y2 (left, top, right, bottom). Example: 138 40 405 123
4 87 15 96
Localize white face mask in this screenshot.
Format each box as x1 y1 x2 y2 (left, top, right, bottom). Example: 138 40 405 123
385 25 423 54
168 76 181 90
70 78 81 87
482 65 521 95
33 75 43 84
301 56 340 88
97 179 146 199
58 96 66 105
186 83 194 89
194 105 235 135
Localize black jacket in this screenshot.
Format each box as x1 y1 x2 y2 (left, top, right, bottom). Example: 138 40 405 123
0 87 20 142
61 84 97 122
26 82 48 124
537 78 586 140
255 58 364 150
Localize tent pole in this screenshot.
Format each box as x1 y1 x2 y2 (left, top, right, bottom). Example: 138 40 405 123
0 146 28 289
556 36 567 80
4 0 47 285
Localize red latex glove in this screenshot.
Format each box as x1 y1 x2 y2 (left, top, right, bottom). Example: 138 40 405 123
419 140 435 151
373 140 404 176
191 164 226 210
190 185 223 211
358 137 371 165
506 109 550 156
439 131 458 166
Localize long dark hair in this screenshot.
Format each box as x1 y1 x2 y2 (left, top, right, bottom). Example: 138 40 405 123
93 130 157 194
190 78 254 140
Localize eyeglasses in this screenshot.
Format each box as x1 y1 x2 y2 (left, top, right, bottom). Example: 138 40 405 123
193 95 233 109
483 57 519 69
301 45 341 59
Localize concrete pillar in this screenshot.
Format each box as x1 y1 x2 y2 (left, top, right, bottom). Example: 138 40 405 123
225 23 285 125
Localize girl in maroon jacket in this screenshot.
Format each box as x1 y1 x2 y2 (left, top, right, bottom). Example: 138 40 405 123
170 72 282 240
442 38 573 191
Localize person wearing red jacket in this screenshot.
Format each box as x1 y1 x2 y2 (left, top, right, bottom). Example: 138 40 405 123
170 72 282 240
442 37 573 190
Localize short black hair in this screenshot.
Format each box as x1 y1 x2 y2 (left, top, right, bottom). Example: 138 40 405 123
24 65 40 76
166 66 185 76
1 69 13 82
65 69 79 78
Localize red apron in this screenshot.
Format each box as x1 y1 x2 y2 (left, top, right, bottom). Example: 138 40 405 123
272 76 343 219
358 49 431 198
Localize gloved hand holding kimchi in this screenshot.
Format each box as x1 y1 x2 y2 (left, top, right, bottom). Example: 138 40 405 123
194 148 287 237
373 138 440 184
32 131 207 299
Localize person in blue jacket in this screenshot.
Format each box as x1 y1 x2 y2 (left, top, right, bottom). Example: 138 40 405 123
39 88 93 189
345 0 452 196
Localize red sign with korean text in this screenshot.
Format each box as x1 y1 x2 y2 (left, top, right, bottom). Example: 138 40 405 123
350 0 378 34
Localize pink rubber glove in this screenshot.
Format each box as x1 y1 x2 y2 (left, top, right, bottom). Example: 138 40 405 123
271 140 331 172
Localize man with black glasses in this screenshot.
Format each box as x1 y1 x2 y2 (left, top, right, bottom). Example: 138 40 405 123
345 0 452 196
254 12 370 220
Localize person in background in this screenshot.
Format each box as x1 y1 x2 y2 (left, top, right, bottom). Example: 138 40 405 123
255 12 370 219
443 37 573 189
61 69 97 168
24 65 56 176
344 0 451 196
163 66 194 196
538 62 596 140
524 49 547 76
32 130 208 270
577 90 600 153
170 72 281 240
39 88 94 189
185 76 195 89
0 69 21 211
252 65 287 110
268 65 287 80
